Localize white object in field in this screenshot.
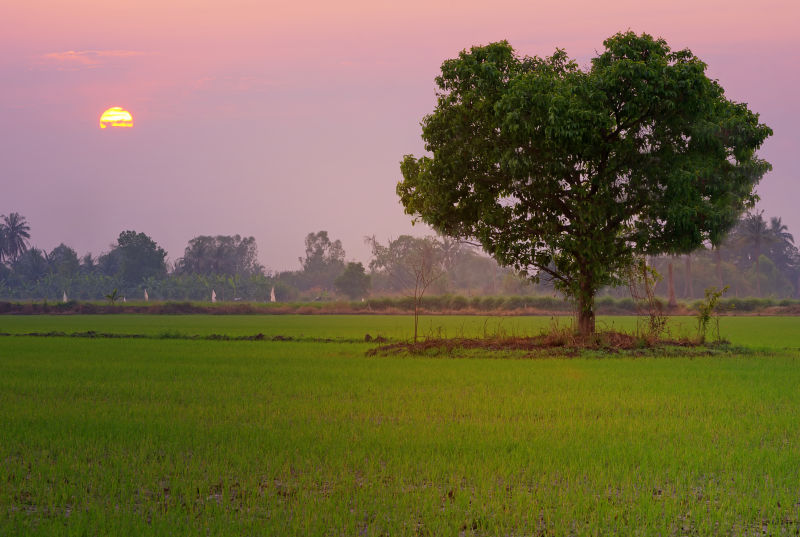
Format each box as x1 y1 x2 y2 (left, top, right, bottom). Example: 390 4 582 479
211 289 217 303
144 289 149 302
270 286 276 302
123 296 126 303
63 291 67 303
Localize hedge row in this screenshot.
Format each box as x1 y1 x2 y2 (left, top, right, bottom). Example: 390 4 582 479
0 295 797 315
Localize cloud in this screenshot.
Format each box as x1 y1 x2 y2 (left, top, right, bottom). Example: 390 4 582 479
39 50 149 70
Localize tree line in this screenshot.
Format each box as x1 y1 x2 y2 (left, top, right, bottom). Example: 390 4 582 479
0 210 797 302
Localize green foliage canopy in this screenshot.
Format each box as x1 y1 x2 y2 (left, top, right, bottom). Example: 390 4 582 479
398 32 772 333
113 230 167 287
0 212 31 263
298 231 346 291
175 235 263 277
334 262 371 299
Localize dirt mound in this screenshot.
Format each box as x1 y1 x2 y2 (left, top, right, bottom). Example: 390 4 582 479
366 331 702 358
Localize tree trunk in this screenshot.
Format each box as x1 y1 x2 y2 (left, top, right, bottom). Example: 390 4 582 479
755 255 761 297
413 300 419 343
577 274 595 337
684 255 693 298
577 302 595 337
714 247 723 288
667 261 677 307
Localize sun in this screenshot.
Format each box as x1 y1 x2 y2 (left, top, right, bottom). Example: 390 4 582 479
99 107 133 129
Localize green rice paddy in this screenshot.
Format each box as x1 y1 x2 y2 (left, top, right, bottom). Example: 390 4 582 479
2 314 800 535
1 314 799 348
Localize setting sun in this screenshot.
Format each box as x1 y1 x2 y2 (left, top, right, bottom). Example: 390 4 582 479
99 107 133 129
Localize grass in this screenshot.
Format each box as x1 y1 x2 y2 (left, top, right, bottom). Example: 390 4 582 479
2 315 800 535
1 313 799 348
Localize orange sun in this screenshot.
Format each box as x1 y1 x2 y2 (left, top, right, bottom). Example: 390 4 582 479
99 107 133 129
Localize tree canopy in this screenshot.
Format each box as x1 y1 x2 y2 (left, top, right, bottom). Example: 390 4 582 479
109 230 168 287
0 212 31 263
397 32 772 334
334 262 371 299
297 231 346 291
175 235 263 277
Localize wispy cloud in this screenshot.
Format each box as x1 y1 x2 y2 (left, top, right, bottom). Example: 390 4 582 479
39 50 149 70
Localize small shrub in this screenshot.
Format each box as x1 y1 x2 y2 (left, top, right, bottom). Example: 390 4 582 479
450 295 469 310
696 286 728 343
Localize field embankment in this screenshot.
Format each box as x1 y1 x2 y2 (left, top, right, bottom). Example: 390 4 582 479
1 314 800 348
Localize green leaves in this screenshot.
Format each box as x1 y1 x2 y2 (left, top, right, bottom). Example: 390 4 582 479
398 32 772 333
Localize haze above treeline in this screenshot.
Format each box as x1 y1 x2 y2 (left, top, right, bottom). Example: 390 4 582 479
0 211 797 301
3 2 799 270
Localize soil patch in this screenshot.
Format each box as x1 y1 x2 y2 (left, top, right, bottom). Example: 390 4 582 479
366 331 721 358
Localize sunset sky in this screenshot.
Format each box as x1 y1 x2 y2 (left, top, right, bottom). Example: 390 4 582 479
2 0 798 270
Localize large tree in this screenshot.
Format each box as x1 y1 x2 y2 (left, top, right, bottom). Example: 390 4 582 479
397 32 772 335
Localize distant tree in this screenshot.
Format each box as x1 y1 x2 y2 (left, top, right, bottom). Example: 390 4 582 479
11 247 48 283
767 216 799 296
175 235 263 277
769 217 795 248
767 216 796 272
734 211 775 296
105 230 168 287
48 243 80 278
368 235 447 342
0 261 10 285
80 253 98 275
397 33 772 335
298 231 346 290
1 213 31 263
97 249 122 278
448 246 507 294
369 236 456 292
334 262 371 300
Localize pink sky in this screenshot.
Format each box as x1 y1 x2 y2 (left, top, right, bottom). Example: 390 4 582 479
2 0 798 270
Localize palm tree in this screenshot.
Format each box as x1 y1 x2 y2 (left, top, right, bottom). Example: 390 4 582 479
1 213 31 263
769 216 795 249
737 211 774 296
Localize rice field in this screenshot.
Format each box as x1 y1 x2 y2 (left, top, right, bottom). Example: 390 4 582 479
1 313 799 348
2 314 800 535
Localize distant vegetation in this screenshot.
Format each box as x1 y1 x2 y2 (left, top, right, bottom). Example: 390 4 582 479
0 210 797 304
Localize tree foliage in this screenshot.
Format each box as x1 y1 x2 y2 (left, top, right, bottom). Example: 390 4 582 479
0 212 31 262
11 248 48 283
48 243 80 278
298 231 346 290
105 230 168 287
334 262 371 299
367 235 453 294
175 235 263 277
397 32 773 334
